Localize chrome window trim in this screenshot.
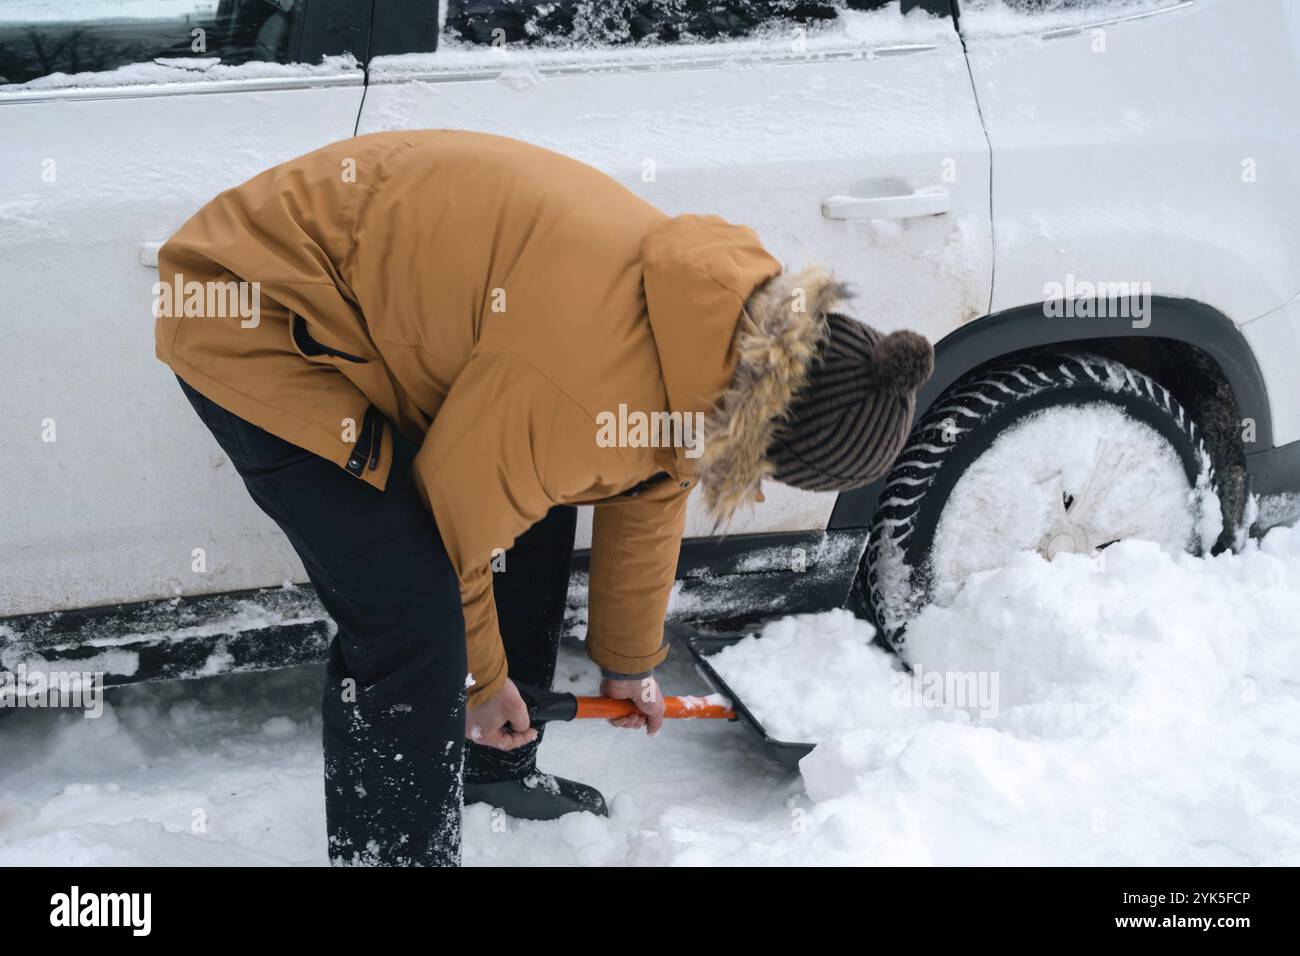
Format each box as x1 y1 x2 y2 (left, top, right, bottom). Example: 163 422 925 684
369 41 940 86
1 20 949 99
1039 0 1196 41
0 72 363 105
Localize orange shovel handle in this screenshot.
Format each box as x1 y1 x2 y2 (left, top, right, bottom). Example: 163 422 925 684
574 695 735 721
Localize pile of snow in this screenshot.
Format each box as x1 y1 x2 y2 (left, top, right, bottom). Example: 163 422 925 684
929 403 1215 607
719 528 1300 864
4 526 1300 865
708 612 895 743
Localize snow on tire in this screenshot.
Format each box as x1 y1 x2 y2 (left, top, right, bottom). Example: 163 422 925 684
859 352 1221 647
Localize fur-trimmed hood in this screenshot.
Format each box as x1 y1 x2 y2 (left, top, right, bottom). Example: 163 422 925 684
641 213 784 479
641 216 859 526
698 268 851 525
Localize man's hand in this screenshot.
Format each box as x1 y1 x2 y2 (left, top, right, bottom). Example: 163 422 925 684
466 678 538 751
600 675 666 736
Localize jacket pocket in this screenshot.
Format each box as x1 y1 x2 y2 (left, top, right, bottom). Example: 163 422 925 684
292 313 368 364
586 471 673 505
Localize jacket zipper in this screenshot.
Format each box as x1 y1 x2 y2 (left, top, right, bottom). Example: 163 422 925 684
291 315 380 476
293 314 368 364
346 405 384 476
585 471 673 505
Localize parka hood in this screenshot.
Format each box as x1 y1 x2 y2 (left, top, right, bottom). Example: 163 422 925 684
698 266 852 526
641 214 851 526
641 214 783 479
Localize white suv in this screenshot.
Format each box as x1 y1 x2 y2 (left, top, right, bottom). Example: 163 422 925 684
2 0 1298 682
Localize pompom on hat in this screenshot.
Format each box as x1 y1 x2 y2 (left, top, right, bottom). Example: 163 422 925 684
767 316 933 493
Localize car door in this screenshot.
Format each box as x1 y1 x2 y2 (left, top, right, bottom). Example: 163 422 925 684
357 0 993 553
0 0 371 618
957 0 1300 328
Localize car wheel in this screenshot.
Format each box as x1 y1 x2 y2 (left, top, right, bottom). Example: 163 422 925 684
858 351 1221 646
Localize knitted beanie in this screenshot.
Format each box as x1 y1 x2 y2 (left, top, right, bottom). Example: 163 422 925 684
766 314 934 492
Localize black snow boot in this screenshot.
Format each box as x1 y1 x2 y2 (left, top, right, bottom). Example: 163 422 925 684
464 771 608 820
461 504 604 820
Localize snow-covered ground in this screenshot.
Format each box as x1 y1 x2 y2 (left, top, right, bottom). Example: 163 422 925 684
4 525 1300 866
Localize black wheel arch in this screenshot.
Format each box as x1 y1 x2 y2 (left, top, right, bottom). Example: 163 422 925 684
829 297 1271 533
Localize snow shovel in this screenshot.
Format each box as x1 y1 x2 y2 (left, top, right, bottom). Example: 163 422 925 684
513 681 735 726
685 631 816 768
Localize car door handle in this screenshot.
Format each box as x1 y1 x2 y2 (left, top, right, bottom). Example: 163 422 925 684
821 188 950 220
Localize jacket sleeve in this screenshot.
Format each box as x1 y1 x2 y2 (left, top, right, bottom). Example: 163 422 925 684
585 477 690 675
412 347 562 705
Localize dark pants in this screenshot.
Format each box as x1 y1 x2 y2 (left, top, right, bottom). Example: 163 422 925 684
176 377 576 866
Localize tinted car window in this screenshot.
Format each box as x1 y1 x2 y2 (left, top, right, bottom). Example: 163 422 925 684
965 0 1166 11
443 0 892 48
0 0 305 86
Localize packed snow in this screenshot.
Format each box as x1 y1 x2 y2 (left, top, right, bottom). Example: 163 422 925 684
710 611 893 744
928 403 1213 609
4 523 1299 866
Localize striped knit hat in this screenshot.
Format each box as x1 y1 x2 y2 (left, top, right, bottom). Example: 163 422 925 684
766 315 934 492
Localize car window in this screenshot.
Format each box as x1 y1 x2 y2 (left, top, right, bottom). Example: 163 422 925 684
442 0 894 49
970 0 1100 7
0 0 306 86
959 0 1183 27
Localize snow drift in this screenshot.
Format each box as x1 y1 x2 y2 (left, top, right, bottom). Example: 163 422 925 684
3 525 1300 865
